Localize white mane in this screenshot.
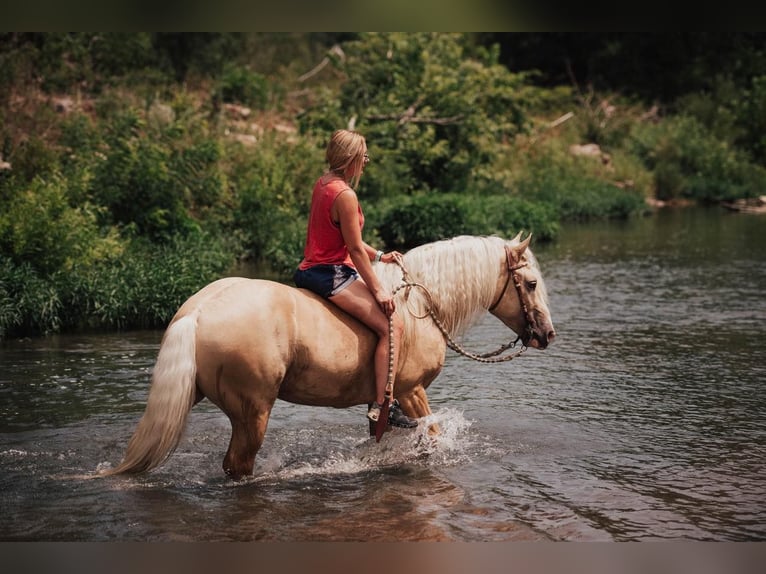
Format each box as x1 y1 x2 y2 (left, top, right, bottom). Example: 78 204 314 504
376 234 541 341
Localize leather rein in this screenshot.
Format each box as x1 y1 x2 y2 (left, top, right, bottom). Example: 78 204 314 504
391 245 534 364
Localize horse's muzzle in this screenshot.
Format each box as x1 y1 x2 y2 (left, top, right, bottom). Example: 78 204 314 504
526 328 556 350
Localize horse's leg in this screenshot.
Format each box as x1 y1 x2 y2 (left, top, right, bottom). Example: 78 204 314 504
222 400 273 479
397 385 440 436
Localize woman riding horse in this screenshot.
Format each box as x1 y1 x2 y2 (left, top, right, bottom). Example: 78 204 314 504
293 129 417 430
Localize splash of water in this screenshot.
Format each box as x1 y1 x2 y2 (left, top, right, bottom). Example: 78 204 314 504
238 407 477 485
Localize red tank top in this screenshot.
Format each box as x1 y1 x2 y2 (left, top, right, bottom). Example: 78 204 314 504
298 176 364 270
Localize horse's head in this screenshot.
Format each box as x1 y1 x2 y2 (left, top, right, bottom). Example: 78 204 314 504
488 233 556 350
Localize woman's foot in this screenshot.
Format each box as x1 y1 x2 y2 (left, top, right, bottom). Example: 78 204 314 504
387 399 418 428
368 399 418 428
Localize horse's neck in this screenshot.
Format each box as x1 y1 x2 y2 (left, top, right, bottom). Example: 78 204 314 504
391 240 499 338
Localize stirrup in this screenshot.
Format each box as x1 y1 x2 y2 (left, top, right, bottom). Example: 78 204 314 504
367 402 381 422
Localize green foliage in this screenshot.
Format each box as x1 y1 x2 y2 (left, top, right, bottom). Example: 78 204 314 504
0 175 117 275
152 33 246 81
58 232 233 331
91 113 191 240
678 74 766 166
374 193 558 250
10 137 60 183
90 33 156 79
89 103 229 240
376 194 467 249
218 64 269 109
738 75 766 162
0 257 62 337
228 133 322 273
630 115 765 202
517 155 648 221
0 232 233 337
300 32 540 198
471 195 560 241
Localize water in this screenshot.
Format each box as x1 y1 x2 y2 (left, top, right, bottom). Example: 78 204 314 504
1 207 764 541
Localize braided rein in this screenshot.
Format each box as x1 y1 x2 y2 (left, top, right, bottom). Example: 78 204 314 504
390 256 529 364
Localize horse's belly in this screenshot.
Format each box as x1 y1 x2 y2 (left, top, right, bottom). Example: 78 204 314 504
278 306 379 407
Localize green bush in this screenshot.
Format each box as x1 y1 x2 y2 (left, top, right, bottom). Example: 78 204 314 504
468 195 560 241
506 143 649 221
376 194 467 249
374 192 559 250
0 231 234 338
630 115 765 202
738 75 766 162
6 135 60 184
59 232 233 331
228 133 322 270
0 175 114 275
89 107 223 240
219 64 269 109
300 33 539 198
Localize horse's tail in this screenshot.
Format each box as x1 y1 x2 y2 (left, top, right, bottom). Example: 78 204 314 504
100 312 199 476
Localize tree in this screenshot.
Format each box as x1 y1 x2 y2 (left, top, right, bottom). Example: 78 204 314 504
299 32 542 197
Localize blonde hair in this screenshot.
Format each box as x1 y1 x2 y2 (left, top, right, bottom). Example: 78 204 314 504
325 129 367 189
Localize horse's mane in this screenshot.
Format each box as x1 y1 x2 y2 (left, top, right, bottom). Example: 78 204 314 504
376 234 543 341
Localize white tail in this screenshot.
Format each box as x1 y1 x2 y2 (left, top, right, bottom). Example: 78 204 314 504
101 313 198 475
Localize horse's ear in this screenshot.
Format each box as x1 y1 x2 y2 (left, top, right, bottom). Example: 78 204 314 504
521 232 532 251
512 233 532 260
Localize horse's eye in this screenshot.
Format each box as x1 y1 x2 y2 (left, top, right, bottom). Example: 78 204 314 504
526 280 537 290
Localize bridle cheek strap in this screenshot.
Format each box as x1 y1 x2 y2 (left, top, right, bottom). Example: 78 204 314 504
488 246 526 312
488 245 536 343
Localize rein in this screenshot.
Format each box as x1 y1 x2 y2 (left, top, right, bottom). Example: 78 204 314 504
389 248 531 365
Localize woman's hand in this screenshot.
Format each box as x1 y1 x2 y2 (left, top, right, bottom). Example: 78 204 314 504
374 288 396 317
380 251 403 264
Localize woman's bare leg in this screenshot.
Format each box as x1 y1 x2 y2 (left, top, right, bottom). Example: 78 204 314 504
329 280 402 405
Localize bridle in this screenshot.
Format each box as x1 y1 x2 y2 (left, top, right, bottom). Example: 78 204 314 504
488 247 536 342
389 244 536 364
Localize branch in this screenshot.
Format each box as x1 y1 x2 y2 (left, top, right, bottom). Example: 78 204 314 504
548 111 574 129
298 45 345 82
366 113 464 126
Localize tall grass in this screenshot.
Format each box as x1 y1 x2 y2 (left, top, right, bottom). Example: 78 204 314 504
0 233 233 338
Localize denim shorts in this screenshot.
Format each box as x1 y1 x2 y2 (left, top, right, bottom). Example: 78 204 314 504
293 264 359 298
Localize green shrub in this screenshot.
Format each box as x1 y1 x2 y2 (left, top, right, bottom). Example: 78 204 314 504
523 171 646 221
7 135 60 184
60 232 233 330
376 194 467 249
219 64 269 109
630 115 765 202
374 192 559 250
0 231 235 338
300 33 539 198
467 195 560 241
228 133 322 270
0 175 114 275
89 108 216 240
737 75 766 162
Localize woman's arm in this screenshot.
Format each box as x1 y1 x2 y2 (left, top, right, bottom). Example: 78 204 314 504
334 190 395 314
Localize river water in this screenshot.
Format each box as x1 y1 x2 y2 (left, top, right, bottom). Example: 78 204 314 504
1 207 764 542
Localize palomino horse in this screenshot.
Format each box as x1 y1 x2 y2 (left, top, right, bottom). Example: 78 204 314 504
102 233 555 479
